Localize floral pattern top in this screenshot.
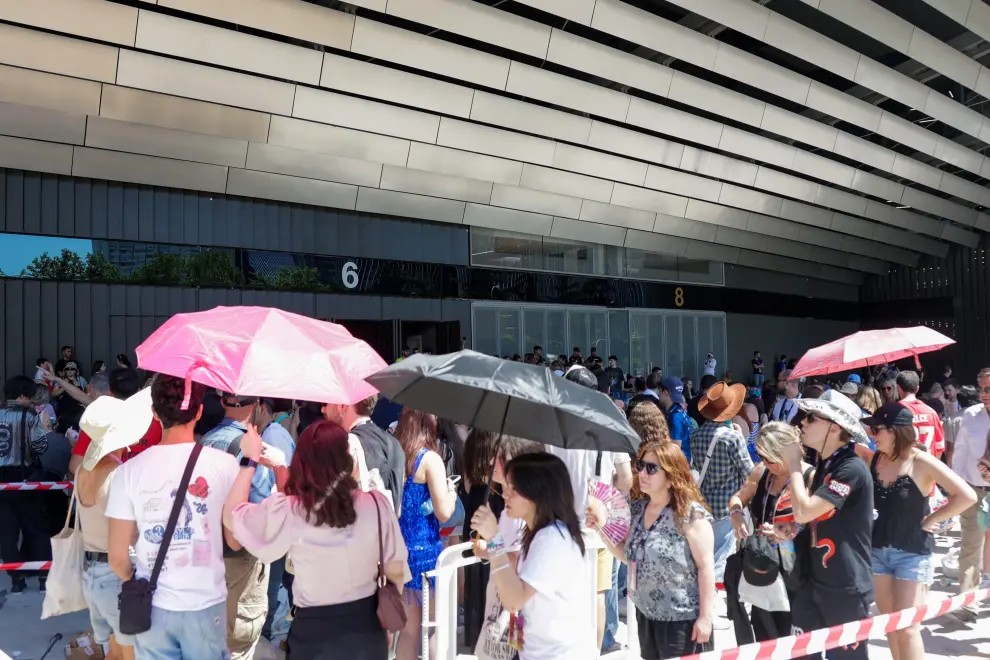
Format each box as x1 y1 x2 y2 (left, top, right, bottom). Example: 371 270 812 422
627 498 712 622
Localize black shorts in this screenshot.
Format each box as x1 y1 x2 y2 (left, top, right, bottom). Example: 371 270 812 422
791 588 872 660
288 596 387 660
635 612 714 660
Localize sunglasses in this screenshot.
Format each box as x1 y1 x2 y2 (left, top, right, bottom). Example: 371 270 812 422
882 386 894 391
798 413 819 427
868 425 891 435
981 387 990 394
636 460 662 476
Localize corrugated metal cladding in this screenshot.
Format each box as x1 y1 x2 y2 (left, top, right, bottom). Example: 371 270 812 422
861 239 990 376
0 168 470 265
0 279 472 379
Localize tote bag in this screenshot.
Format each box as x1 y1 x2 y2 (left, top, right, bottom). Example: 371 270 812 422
475 577 514 660
42 491 87 619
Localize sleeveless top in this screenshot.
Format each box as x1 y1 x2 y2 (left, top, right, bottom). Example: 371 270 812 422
749 467 782 526
870 453 934 556
399 448 443 591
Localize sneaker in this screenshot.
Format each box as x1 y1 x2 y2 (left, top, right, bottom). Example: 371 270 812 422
38 576 46 593
979 574 990 591
601 642 622 655
10 578 26 595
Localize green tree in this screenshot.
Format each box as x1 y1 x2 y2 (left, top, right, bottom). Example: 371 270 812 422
184 250 240 288
131 252 187 285
84 251 121 281
22 249 86 280
248 271 276 288
275 266 323 291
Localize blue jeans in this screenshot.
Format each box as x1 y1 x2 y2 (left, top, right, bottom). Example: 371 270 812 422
602 557 620 649
872 546 934 583
263 557 287 640
712 516 736 583
82 559 133 646
134 602 229 660
753 374 764 387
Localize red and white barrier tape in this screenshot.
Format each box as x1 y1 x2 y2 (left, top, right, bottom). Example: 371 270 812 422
0 481 73 491
676 587 989 660
0 561 52 571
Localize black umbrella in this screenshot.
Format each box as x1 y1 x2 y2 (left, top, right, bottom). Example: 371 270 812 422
365 350 640 454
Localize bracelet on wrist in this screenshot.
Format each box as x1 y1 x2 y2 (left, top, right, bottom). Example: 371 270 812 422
487 534 507 558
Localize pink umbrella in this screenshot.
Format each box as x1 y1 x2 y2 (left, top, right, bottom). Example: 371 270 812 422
136 306 386 406
790 326 955 380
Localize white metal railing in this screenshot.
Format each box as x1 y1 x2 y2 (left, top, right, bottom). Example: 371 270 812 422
421 533 609 660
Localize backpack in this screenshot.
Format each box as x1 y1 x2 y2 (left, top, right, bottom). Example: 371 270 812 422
351 422 405 515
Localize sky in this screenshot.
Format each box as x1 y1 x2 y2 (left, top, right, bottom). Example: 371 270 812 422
0 234 93 275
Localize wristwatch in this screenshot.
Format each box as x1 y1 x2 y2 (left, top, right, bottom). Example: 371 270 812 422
239 456 258 469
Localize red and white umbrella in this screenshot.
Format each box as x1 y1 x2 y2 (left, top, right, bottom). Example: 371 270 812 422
790 326 954 380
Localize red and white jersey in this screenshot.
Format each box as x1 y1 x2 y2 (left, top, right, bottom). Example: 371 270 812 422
901 398 945 459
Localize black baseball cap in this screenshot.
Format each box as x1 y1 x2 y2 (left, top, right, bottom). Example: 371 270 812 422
742 534 780 587
861 402 913 428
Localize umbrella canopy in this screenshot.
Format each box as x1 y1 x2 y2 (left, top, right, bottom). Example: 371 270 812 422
790 326 955 380
365 350 640 455
136 306 386 404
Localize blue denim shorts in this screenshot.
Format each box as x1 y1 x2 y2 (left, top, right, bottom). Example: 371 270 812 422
872 546 933 583
82 559 133 646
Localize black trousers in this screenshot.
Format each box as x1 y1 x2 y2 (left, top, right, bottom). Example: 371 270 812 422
288 596 387 660
791 588 871 660
636 612 714 660
0 469 53 581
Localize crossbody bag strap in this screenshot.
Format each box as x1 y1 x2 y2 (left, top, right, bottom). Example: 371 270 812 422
149 443 203 591
19 409 29 477
595 451 603 478
697 434 720 486
372 492 386 586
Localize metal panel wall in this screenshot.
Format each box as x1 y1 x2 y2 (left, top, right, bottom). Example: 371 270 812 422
0 167 470 266
0 279 460 378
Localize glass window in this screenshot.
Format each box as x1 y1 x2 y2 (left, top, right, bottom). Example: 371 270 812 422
546 310 567 360
474 308 498 357
712 315 727 377
648 314 665 376
543 237 604 275
471 228 543 271
608 310 630 374
523 309 545 357
498 309 521 358
664 315 683 381
0 234 94 277
567 310 589 357
681 314 697 383
625 248 679 282
470 227 722 286
629 313 649 378
590 312 608 360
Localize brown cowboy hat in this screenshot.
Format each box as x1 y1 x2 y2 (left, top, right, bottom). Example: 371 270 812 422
698 382 747 423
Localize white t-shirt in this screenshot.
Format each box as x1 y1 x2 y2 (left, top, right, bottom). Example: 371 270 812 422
106 443 239 612
516 522 596 660
704 358 717 376
545 446 630 519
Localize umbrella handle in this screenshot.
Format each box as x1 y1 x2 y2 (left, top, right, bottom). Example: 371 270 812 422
913 353 921 370
179 360 208 410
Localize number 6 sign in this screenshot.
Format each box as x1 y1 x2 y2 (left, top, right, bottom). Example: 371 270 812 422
342 261 359 289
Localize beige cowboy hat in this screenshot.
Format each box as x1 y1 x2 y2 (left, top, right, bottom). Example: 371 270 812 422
80 388 153 471
698 382 747 423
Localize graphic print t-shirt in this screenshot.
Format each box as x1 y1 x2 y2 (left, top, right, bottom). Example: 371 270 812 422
797 445 874 598
106 443 239 611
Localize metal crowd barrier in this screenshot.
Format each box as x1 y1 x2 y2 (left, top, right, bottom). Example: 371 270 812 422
422 533 605 660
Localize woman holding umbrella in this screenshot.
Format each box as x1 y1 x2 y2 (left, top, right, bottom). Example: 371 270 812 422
471 452 593 660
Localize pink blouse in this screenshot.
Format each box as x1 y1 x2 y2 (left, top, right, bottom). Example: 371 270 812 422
230 490 410 608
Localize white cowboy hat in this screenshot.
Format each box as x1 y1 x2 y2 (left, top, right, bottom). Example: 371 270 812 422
80 388 153 471
794 389 868 444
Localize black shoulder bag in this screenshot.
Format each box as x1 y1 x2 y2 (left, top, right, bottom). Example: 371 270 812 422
119 443 203 635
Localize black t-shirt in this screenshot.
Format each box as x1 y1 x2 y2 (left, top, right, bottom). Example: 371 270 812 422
796 444 874 598
752 358 763 374
605 366 624 391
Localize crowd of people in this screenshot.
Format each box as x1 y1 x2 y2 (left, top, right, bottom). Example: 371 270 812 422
1 341 989 660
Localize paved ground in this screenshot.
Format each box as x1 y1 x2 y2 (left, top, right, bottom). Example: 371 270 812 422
1 529 987 659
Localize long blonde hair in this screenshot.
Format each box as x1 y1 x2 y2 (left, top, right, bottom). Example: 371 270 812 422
855 387 883 414
628 402 670 445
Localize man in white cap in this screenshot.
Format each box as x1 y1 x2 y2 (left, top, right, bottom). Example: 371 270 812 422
783 391 873 660
75 389 154 660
